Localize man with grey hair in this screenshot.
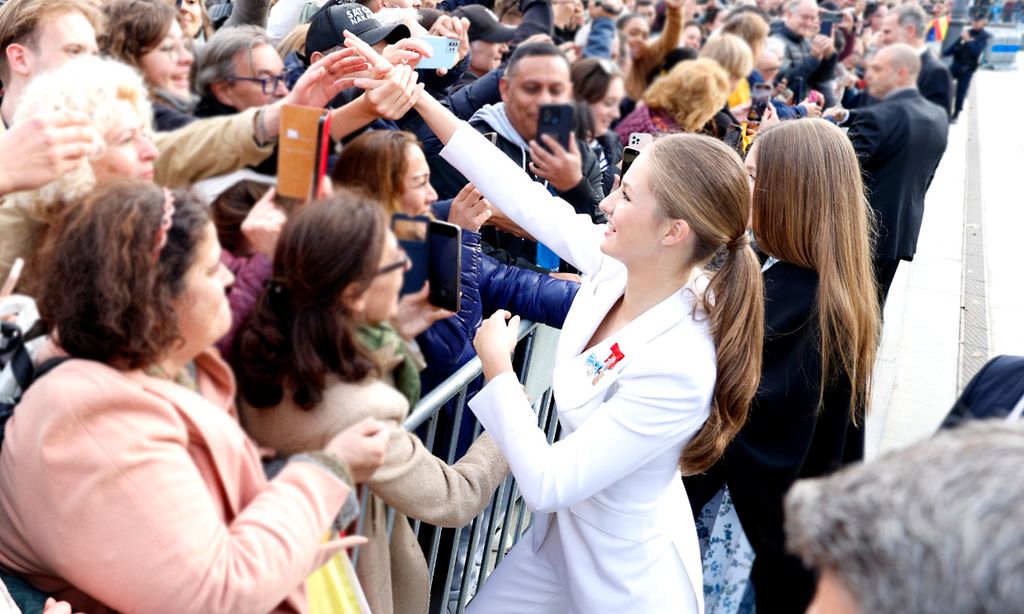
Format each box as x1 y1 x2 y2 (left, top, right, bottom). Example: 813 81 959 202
769 0 838 105
784 421 1024 614
195 25 288 118
879 3 953 115
832 43 948 303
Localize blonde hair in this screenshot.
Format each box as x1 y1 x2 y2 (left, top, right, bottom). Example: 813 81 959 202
646 133 765 474
9 56 152 220
752 120 880 420
643 59 731 132
699 33 754 82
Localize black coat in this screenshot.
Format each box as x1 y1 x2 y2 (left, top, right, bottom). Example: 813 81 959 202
848 88 949 262
919 49 955 117
685 260 864 614
943 355 1024 428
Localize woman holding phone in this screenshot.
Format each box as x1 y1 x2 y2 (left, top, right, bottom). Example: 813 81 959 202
344 32 765 613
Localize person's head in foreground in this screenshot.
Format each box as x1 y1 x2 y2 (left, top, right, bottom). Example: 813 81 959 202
785 420 1024 614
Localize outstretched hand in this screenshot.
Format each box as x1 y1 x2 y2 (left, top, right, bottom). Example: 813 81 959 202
392 283 454 341
474 310 520 381
448 183 493 232
286 47 369 108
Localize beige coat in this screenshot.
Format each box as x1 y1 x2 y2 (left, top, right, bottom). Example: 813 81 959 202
0 347 352 613
240 376 509 614
0 108 273 283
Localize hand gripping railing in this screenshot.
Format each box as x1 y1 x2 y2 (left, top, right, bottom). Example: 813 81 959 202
351 320 560 613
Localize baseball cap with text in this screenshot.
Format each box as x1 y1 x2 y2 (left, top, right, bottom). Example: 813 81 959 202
305 2 411 57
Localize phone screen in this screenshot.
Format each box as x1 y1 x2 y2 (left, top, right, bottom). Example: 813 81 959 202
428 221 462 312
820 20 834 36
392 215 429 296
621 146 640 176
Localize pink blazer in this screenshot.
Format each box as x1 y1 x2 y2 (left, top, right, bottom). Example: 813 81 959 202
0 347 351 613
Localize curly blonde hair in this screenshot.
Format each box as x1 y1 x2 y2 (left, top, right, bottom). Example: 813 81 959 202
643 59 731 132
9 56 152 220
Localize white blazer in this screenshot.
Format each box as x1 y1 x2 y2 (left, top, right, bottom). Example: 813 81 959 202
443 125 715 613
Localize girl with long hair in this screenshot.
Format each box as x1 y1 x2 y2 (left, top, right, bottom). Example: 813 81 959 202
685 119 881 613
343 31 765 613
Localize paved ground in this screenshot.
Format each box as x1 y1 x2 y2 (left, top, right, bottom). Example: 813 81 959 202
866 59 1024 458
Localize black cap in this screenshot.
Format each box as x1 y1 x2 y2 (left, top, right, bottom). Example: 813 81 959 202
971 8 990 20
305 2 411 57
452 5 516 43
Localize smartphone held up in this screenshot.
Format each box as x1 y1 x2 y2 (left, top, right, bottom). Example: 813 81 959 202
391 215 462 312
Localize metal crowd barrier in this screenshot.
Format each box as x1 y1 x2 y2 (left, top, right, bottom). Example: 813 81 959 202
983 23 1022 69
352 320 561 613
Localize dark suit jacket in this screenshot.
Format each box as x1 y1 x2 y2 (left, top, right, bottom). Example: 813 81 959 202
848 88 949 261
685 260 864 614
918 49 954 117
943 355 1024 428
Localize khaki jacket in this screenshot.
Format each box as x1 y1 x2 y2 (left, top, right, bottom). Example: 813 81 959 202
240 376 509 614
0 109 273 284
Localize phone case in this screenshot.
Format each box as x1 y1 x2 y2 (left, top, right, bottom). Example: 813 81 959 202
392 214 430 296
278 105 331 201
537 104 574 151
428 221 462 312
417 36 460 70
628 132 654 149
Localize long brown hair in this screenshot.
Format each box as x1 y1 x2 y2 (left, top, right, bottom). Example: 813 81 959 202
752 120 880 420
99 0 176 68
234 192 388 410
646 134 765 474
331 130 420 216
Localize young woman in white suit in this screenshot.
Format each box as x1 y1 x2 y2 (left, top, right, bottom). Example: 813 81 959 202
345 34 766 614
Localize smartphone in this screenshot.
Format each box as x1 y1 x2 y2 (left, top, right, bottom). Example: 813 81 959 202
819 20 833 35
627 132 654 150
277 104 331 201
621 146 640 176
807 89 824 107
748 83 773 123
392 214 430 296
427 220 462 312
483 132 499 146
537 104 574 152
417 35 460 70
820 10 839 35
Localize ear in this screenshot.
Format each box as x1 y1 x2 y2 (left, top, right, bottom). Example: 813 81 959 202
498 75 509 103
209 81 235 107
660 218 690 248
5 43 31 78
340 282 368 314
310 50 324 64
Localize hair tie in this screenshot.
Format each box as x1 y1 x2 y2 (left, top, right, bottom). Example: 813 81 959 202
726 234 749 252
152 188 175 263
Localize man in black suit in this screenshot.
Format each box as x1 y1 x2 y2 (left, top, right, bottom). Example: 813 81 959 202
833 44 949 302
880 4 954 115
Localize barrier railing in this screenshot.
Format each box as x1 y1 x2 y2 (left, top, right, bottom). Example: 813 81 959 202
352 320 560 613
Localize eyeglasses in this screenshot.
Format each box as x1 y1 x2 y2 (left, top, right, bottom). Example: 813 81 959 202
227 74 288 95
376 252 411 277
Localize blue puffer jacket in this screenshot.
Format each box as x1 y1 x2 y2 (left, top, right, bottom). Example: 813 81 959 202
418 225 580 393
417 229 484 390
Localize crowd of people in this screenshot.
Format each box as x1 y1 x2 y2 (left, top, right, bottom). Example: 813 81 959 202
0 0 1017 611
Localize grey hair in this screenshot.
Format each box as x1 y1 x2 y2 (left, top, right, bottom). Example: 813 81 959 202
785 421 1024 614
195 25 274 95
894 4 928 40
786 0 814 15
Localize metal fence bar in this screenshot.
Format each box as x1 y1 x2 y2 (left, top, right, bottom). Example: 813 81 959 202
353 321 556 610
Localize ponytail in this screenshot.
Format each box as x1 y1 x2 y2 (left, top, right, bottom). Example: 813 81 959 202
681 241 764 474
644 133 765 476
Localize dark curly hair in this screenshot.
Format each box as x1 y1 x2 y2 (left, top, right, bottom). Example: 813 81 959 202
35 180 209 370
234 191 387 410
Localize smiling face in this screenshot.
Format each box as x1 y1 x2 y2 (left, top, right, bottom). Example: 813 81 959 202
598 150 670 266
682 24 704 49
399 144 437 217
786 0 821 38
588 75 624 137
139 19 194 100
179 0 204 39
620 16 650 58
214 43 288 111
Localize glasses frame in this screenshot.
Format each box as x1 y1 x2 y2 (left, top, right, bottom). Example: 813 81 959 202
227 74 288 95
376 252 411 277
